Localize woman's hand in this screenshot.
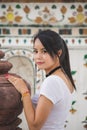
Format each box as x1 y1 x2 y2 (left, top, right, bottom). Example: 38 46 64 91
5 74 29 95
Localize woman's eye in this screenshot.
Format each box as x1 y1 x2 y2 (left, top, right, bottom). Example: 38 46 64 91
33 49 47 54
33 49 38 53
43 49 47 53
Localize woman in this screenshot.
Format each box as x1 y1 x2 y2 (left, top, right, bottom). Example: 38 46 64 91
6 29 76 130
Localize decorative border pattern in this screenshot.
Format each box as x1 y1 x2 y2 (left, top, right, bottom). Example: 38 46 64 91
0 3 87 26
0 36 87 48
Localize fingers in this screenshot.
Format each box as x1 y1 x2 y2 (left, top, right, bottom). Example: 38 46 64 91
8 77 18 84
5 74 18 84
5 74 17 80
5 74 20 83
5 74 14 80
4 74 29 95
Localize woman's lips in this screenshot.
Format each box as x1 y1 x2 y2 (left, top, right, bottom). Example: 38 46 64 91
36 62 44 65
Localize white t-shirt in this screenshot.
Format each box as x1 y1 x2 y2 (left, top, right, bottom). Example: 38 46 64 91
40 75 72 130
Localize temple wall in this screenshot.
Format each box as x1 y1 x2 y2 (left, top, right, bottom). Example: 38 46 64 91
0 3 87 130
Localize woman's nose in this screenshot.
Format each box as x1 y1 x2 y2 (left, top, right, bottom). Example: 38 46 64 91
36 52 42 59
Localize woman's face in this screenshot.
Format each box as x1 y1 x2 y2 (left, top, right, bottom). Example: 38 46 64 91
33 38 59 73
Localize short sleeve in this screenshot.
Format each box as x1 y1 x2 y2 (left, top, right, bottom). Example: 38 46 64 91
40 76 64 104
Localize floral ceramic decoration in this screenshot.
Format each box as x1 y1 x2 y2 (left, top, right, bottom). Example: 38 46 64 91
0 5 22 24
68 5 87 25
0 3 87 26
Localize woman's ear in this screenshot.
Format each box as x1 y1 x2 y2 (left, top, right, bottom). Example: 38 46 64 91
58 49 62 57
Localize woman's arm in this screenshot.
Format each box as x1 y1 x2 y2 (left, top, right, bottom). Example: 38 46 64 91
23 94 53 130
6 75 53 130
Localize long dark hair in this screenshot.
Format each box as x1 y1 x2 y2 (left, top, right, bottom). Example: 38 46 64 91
33 29 76 90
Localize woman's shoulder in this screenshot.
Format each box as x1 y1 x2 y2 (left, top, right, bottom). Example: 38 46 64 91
43 75 73 94
44 75 63 82
42 75 63 87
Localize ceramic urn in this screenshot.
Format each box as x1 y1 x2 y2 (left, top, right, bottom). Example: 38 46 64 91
0 50 31 130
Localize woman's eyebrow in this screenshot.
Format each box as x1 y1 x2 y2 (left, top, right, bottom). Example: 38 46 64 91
41 48 46 50
33 47 45 50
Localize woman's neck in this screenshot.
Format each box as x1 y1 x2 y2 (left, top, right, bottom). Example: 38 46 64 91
46 66 61 77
